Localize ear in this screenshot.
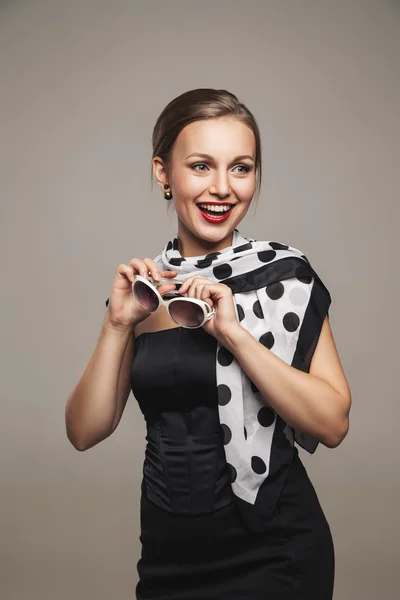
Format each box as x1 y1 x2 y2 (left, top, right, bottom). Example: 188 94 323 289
152 156 168 191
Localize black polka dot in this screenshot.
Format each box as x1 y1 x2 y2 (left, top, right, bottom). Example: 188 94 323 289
172 238 179 251
259 331 275 349
213 263 233 280
244 426 247 440
269 242 289 251
195 258 213 268
301 254 310 264
195 252 221 268
170 257 186 266
252 300 264 318
233 242 253 253
217 384 232 405
236 303 245 322
257 250 276 263
258 406 275 427
167 241 173 251
251 456 267 475
227 463 237 483
250 380 259 393
283 312 300 332
217 346 234 366
266 281 284 300
206 252 221 260
296 265 312 284
221 424 232 445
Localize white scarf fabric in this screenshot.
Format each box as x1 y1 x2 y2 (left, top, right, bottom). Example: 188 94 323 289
150 228 331 531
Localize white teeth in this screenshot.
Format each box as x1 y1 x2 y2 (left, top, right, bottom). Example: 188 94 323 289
198 204 232 213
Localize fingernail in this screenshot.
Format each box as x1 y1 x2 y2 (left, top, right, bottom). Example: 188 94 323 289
154 272 161 281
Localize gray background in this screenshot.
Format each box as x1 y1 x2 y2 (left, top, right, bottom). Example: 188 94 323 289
1 1 399 598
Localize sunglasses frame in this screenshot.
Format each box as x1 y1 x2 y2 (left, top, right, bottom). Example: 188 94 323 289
132 274 216 328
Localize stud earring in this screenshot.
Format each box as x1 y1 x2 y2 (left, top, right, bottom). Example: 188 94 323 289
164 183 172 200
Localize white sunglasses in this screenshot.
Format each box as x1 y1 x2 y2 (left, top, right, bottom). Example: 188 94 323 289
132 274 216 328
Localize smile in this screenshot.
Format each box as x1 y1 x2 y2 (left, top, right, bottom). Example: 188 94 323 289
197 204 234 223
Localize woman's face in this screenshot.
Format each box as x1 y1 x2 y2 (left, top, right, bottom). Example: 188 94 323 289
153 117 257 256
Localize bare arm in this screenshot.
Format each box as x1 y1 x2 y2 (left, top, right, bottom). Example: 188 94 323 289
65 311 135 451
222 316 351 448
109 327 135 434
65 259 178 452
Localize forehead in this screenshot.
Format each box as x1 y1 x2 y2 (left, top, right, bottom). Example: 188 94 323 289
173 118 256 159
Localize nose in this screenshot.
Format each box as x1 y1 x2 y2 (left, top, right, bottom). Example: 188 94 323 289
209 170 231 198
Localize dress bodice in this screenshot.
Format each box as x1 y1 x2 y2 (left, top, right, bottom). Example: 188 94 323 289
130 327 234 515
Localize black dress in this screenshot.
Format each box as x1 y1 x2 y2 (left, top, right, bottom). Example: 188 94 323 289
131 326 335 600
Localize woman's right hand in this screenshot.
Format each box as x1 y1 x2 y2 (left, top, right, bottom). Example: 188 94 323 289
105 258 178 330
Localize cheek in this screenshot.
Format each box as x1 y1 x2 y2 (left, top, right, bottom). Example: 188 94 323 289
240 174 257 196
174 177 205 206
230 183 255 207
240 185 256 207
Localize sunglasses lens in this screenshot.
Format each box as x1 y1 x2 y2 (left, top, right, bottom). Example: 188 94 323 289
133 280 159 312
169 300 204 327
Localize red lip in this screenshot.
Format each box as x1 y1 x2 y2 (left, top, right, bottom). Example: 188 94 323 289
196 201 234 206
197 204 233 223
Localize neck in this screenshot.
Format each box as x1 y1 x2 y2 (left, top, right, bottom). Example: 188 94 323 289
177 221 234 257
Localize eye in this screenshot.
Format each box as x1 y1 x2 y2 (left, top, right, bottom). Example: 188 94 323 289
190 163 251 173
191 163 209 172
234 165 250 173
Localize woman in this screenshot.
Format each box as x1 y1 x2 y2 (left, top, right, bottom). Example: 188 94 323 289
65 88 351 599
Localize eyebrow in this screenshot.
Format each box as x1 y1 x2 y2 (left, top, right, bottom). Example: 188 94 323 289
185 152 255 162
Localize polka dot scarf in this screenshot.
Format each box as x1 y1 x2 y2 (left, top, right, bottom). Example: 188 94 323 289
153 228 331 532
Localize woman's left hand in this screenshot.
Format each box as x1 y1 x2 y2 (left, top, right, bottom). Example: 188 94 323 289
177 275 242 344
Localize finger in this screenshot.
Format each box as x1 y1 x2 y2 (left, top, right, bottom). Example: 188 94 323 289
148 261 178 282
157 273 179 284
160 270 178 278
128 258 152 279
177 279 189 294
200 284 213 307
117 264 136 284
202 286 215 308
196 283 213 306
178 276 205 295
149 263 178 281
120 259 150 284
142 258 165 282
187 281 198 298
156 283 178 295
196 283 206 300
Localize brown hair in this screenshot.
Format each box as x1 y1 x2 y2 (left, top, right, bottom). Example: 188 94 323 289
151 88 262 215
